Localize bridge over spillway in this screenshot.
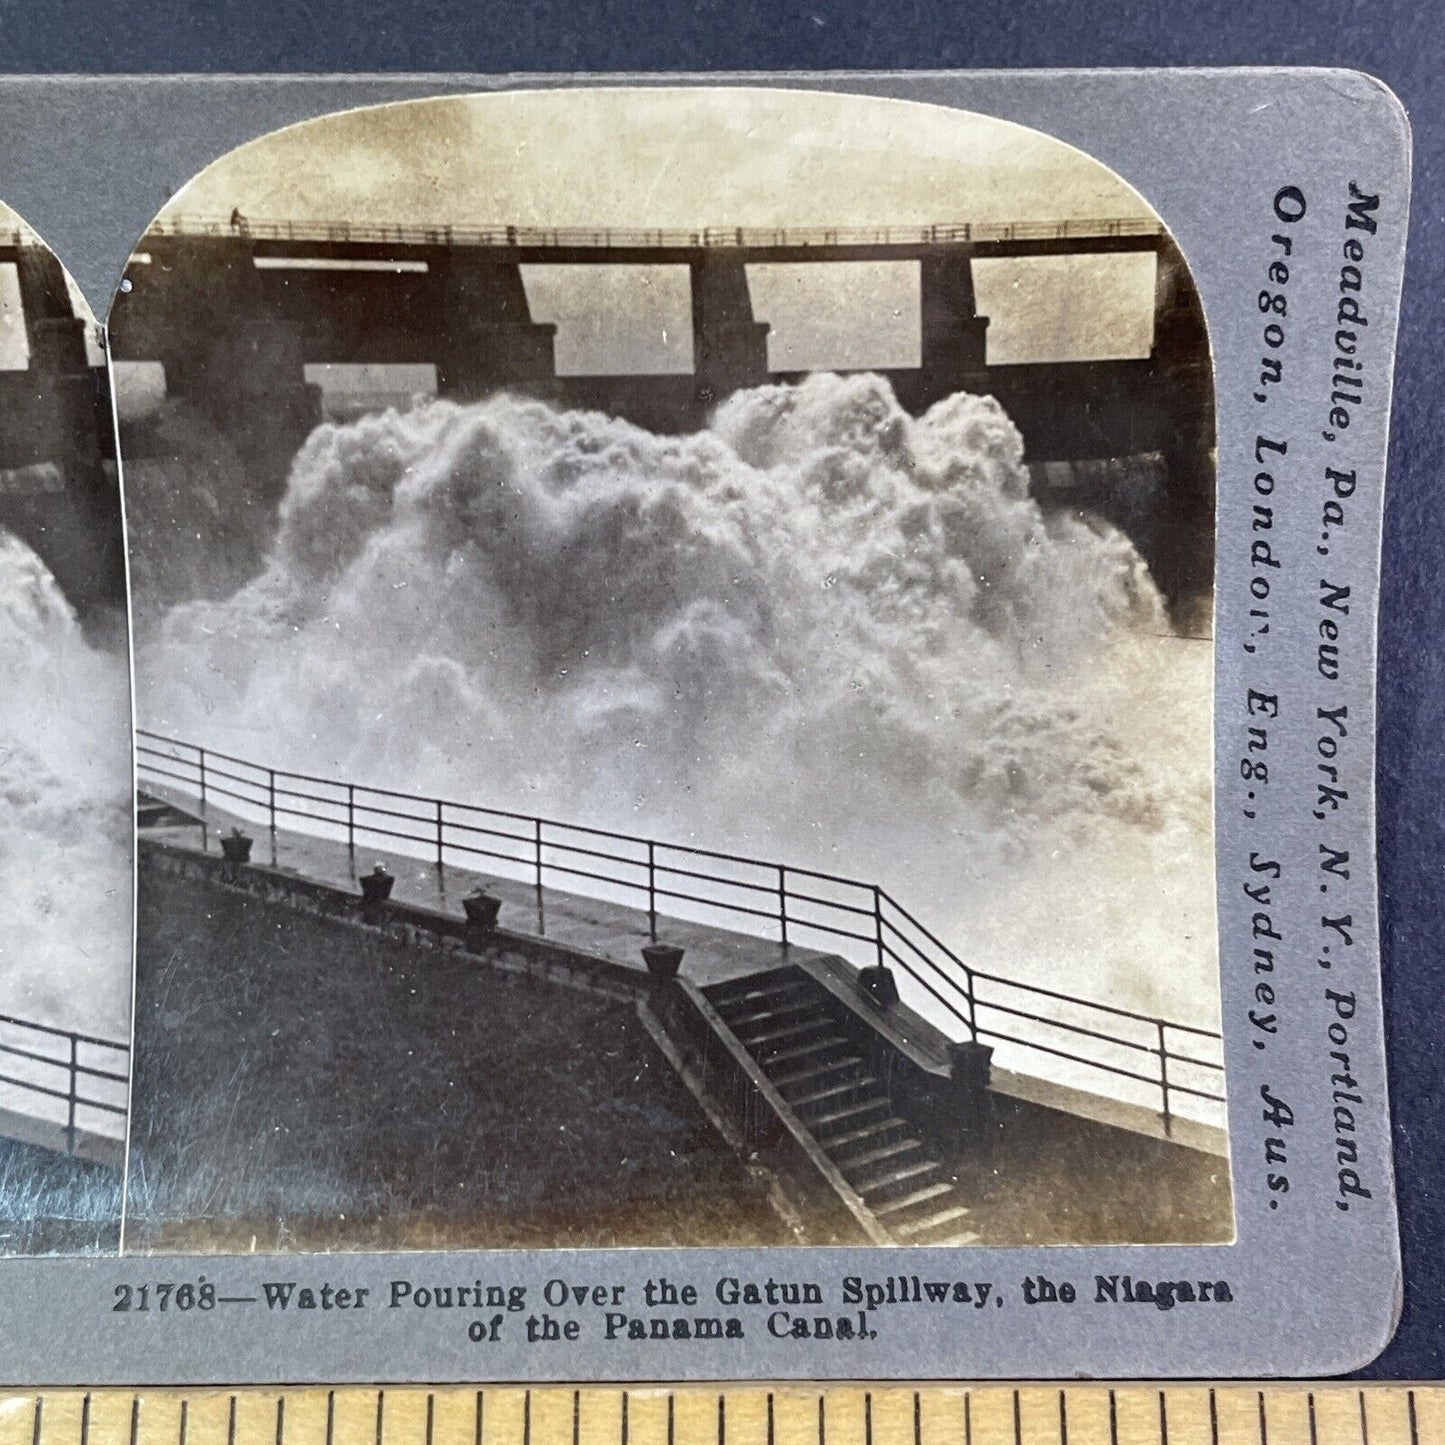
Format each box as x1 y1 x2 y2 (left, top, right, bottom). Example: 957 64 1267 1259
110 216 1215 606
0 228 124 616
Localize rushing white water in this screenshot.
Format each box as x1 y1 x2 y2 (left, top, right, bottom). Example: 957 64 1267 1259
0 531 132 1043
137 373 1216 1030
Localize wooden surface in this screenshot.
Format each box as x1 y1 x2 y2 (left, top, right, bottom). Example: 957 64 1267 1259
0 1387 1437 1445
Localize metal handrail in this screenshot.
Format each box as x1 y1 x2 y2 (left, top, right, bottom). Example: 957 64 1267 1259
0 224 46 248
0 1014 129 1155
139 215 1165 251
136 729 1224 1133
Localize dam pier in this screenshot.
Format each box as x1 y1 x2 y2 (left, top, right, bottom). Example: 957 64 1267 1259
110 216 1215 608
0 226 124 617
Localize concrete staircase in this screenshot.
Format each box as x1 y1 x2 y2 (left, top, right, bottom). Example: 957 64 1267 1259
136 789 202 831
705 968 979 1246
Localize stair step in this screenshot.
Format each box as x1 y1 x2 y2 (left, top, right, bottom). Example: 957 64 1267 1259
729 1000 818 1032
772 1055 863 1091
806 1097 892 1133
716 977 814 1008
894 1204 975 1242
710 973 806 1007
762 1034 851 1067
822 1114 912 1151
838 1137 922 1174
873 1180 955 1218
791 1075 881 1112
855 1157 941 1199
921 1230 982 1247
744 1017 836 1050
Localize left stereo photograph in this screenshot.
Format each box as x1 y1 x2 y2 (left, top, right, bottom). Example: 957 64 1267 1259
0 199 131 1256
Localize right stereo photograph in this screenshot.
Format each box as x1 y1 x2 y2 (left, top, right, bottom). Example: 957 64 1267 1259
108 85 1227 1256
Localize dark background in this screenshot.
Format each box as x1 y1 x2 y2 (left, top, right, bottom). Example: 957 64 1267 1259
0 0 1439 1379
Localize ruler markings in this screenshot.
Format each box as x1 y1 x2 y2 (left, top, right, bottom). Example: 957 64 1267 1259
134 1392 182 1445
283 1390 328 1445
7 1390 1445 1445
578 1390 620 1445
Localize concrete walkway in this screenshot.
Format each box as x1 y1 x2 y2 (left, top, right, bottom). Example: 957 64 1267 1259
139 784 829 990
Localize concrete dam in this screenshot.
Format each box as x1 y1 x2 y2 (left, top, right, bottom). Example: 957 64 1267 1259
109 217 1215 610
0 229 125 618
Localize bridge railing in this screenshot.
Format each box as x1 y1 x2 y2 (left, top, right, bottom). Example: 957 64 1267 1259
137 730 1224 1136
0 1012 129 1155
0 223 45 248
139 215 1164 251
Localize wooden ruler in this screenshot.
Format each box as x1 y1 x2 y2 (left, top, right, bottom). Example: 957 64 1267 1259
0 1387 1438 1445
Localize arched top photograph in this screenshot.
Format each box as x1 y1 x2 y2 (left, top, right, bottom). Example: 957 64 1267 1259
112 86 1227 1257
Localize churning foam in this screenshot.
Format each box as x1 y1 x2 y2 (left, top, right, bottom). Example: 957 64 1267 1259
138 373 1216 1026
0 530 131 1040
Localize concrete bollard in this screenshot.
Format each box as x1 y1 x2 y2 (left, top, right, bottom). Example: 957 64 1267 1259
856 964 900 1008
948 1039 994 1112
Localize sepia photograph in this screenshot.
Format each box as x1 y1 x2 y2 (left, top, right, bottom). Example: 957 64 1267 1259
112 87 1229 1253
0 201 131 1255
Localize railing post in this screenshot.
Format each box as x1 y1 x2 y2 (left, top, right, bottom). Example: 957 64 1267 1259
267 769 276 834
197 746 208 815
66 1034 78 1156
964 963 979 1041
1157 1020 1173 1138
435 799 445 876
872 886 884 969
346 785 355 858
778 865 789 951
647 842 658 943
533 819 544 898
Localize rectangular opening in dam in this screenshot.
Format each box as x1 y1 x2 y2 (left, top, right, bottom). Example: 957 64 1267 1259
748 262 921 372
254 256 430 274
303 361 438 419
112 361 168 423
0 264 29 370
973 252 1158 365
521 264 694 376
